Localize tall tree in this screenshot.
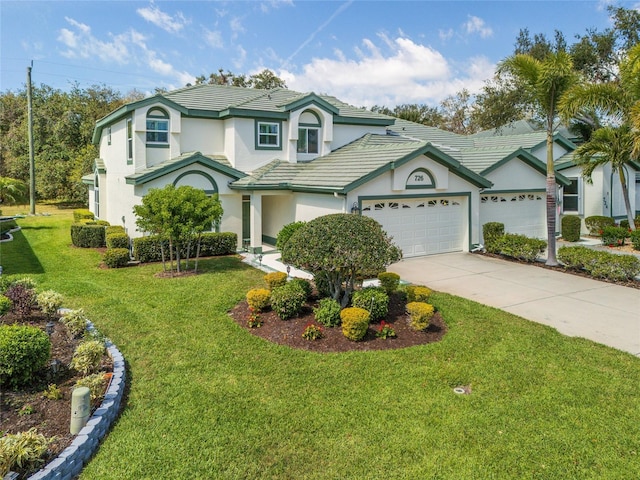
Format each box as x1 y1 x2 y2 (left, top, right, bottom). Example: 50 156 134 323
499 52 579 266
189 68 286 89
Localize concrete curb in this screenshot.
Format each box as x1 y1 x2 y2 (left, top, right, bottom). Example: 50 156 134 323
27 321 125 480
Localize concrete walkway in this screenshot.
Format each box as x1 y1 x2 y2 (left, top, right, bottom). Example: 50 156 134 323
388 253 640 357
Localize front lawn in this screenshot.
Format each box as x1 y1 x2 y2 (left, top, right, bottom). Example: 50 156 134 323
3 211 640 479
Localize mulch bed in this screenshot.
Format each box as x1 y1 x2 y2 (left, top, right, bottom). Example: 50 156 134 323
1 312 112 477
229 292 447 353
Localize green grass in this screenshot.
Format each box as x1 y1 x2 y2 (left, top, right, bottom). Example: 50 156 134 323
3 212 640 479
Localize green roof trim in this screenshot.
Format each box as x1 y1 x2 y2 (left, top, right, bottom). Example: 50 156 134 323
81 173 94 186
125 152 246 186
480 148 571 187
280 93 339 115
94 158 106 174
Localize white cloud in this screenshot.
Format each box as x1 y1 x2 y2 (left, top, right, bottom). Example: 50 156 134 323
283 36 495 108
203 28 224 49
439 28 454 42
464 16 493 39
260 0 294 13
230 17 245 40
233 46 247 69
137 2 190 34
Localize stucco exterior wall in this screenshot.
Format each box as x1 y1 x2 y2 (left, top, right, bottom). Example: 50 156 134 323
484 160 545 191
262 194 295 242
180 117 224 155
225 117 291 172
332 125 388 150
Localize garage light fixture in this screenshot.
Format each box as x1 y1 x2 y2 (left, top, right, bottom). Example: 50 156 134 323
350 202 360 214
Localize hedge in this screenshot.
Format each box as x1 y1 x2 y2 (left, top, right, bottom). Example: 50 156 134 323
584 216 615 236
494 233 546 262
73 209 94 222
561 215 581 242
71 223 106 248
483 222 505 253
106 232 130 249
133 232 237 263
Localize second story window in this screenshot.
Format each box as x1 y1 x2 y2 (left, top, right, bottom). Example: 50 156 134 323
146 108 169 145
257 121 280 148
297 110 321 155
126 118 133 163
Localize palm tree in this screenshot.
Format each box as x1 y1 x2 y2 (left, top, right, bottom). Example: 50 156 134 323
560 44 640 230
572 125 636 230
0 177 27 206
499 51 579 266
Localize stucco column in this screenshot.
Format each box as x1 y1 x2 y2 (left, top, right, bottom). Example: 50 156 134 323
250 192 263 254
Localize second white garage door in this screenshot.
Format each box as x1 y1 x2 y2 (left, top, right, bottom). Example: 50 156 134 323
479 192 546 239
362 197 465 257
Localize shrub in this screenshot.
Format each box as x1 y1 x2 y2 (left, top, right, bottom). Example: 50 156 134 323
132 236 166 263
351 287 389 322
313 297 342 327
557 246 596 269
0 428 53 477
103 248 131 268
106 232 130 249
406 285 432 303
105 225 126 236
270 282 306 320
74 373 107 401
584 216 615 236
586 252 640 281
340 307 370 341
495 234 547 262
73 209 94 222
4 283 36 316
246 288 271 311
265 271 288 290
601 226 628 246
378 272 400 294
0 219 17 235
60 309 88 338
302 322 323 341
71 223 106 248
619 216 640 230
36 290 63 318
198 232 237 256
630 230 640 251
0 296 12 316
406 302 435 331
561 215 582 242
313 272 332 298
483 222 505 253
276 221 306 251
132 232 237 263
289 278 312 299
0 325 51 388
70 340 105 376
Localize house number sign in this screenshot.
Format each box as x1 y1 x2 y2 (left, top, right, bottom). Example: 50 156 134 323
406 169 434 189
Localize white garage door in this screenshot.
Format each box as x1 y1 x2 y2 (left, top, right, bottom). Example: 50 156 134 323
362 197 465 257
480 192 545 239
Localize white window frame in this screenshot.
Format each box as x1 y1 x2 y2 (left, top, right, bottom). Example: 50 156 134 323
257 121 280 148
146 108 169 145
562 177 582 214
126 118 133 163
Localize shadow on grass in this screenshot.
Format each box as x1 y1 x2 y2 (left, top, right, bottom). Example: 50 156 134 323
0 228 44 275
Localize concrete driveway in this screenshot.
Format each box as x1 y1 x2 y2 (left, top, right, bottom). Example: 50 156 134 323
388 253 640 357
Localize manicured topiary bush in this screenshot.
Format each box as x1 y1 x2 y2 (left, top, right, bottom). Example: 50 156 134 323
406 302 435 331
378 272 400 294
351 287 389 322
561 215 582 242
494 234 547 262
276 221 306 251
270 282 306 320
198 232 237 256
106 232 130 249
103 248 131 268
0 325 51 387
340 307 370 341
313 298 342 327
584 216 615 236
105 225 126 236
265 271 288 290
406 285 432 303
246 288 271 311
483 222 505 253
71 223 106 248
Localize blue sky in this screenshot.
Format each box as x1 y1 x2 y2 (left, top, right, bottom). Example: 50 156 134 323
2 1 638 107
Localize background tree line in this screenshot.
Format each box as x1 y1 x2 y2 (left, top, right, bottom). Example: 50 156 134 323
0 6 637 205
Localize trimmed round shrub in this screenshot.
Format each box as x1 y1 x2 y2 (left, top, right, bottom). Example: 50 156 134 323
483 222 505 253
340 307 370 341
0 325 51 387
60 309 88 338
406 285 432 303
378 272 400 294
406 302 435 331
313 297 341 327
584 216 615 236
270 282 306 320
351 287 389 322
0 296 12 316
103 248 130 268
36 290 63 318
4 283 36 316
276 221 306 251
264 271 288 290
561 215 581 242
246 288 271 311
106 232 130 249
70 340 105 376
289 278 312 299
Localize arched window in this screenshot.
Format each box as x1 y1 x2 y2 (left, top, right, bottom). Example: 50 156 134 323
297 110 321 154
146 108 169 145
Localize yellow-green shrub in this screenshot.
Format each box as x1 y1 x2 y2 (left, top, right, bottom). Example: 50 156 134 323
340 307 370 341
406 285 432 303
264 271 287 290
246 288 271 311
406 302 435 331
378 272 400 294
70 340 105 376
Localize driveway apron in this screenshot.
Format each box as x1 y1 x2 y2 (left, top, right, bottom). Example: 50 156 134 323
388 253 640 357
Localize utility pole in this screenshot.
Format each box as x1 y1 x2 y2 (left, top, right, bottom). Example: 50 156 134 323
27 62 35 215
